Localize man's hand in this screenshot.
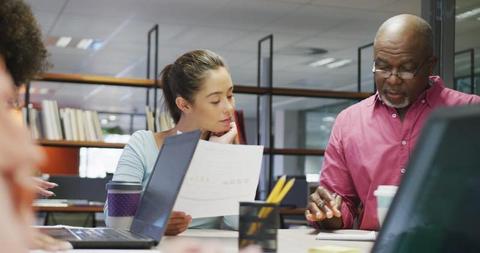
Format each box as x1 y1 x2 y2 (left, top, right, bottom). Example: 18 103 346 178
165 211 192 235
33 177 58 197
305 186 343 228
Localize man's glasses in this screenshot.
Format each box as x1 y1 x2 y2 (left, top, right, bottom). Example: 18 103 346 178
372 58 430 80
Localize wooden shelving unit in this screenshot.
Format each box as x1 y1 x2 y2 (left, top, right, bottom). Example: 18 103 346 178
265 148 325 156
32 72 372 158
36 139 323 156
34 73 372 99
36 140 125 149
35 73 155 88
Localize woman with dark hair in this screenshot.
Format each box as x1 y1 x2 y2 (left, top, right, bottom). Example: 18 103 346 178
109 49 239 235
0 0 72 251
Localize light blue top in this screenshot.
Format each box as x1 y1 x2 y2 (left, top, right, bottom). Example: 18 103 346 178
107 130 238 230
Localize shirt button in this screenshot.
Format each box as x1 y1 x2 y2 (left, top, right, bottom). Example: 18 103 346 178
401 140 407 145
421 99 426 104
392 113 397 118
401 168 406 174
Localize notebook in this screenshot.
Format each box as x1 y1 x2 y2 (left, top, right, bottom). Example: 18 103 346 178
39 130 202 249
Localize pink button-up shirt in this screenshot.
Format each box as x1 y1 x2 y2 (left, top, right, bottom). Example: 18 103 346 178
319 76 480 230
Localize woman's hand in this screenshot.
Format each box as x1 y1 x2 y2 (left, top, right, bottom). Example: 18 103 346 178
209 122 238 144
33 177 58 197
165 211 192 235
29 230 72 251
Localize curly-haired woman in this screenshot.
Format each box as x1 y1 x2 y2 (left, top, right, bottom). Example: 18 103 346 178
0 0 71 251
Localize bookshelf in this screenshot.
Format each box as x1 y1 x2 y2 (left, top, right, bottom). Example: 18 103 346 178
26 30 374 202
36 140 125 149
36 73 155 87
27 31 372 182
25 73 159 147
35 140 322 154
28 72 371 152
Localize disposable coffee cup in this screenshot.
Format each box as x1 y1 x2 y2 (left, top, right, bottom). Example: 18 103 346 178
373 185 398 226
105 181 143 230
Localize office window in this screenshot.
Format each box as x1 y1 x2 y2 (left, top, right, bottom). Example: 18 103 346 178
455 0 479 95
272 154 324 183
304 100 356 149
272 96 356 149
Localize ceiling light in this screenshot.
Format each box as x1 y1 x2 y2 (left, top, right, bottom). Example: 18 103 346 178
456 7 480 20
91 41 103 51
108 115 117 121
309 58 336 67
101 119 108 125
327 59 352 69
55 36 72 48
76 39 94 50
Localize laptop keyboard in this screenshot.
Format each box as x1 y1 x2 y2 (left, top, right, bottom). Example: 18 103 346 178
70 228 138 241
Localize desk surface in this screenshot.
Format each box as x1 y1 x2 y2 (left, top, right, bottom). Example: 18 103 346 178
34 205 104 212
162 229 373 253
31 228 374 253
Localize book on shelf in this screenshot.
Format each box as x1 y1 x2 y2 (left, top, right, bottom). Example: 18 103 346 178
158 109 175 131
145 106 154 132
145 107 175 132
23 100 104 142
22 104 43 140
40 100 62 140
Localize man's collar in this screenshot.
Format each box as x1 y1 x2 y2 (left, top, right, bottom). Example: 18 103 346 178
367 91 381 107
424 76 444 107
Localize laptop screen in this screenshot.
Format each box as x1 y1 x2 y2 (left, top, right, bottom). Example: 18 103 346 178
129 130 201 241
373 105 480 252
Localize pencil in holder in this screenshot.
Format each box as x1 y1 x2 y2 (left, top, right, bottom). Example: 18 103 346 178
238 201 279 252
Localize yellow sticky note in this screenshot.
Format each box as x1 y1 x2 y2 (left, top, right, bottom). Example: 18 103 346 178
308 245 361 253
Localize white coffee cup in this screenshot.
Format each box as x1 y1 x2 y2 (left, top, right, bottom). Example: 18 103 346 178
373 185 398 226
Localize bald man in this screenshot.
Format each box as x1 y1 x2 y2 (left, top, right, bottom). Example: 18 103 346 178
305 14 480 231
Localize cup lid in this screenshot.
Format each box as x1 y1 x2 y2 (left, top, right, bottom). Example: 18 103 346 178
106 181 143 191
374 185 398 195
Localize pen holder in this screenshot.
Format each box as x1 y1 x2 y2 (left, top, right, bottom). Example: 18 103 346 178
239 201 279 252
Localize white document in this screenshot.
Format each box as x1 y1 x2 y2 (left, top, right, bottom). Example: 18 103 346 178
315 229 377 241
173 140 264 218
31 250 153 253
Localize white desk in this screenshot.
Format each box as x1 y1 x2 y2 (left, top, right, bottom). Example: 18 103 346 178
162 229 373 253
31 229 373 253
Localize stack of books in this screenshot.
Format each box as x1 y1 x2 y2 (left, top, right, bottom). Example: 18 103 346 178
22 100 104 141
145 107 175 132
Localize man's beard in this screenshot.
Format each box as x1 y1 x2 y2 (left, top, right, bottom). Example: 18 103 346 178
379 93 410 109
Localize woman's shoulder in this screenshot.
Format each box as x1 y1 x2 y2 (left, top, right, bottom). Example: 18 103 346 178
131 129 154 138
126 130 156 149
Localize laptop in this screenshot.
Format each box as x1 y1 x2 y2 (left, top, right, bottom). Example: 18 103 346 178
372 104 480 253
39 130 202 249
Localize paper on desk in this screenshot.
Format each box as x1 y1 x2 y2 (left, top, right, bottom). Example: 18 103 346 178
315 229 377 241
31 250 154 253
173 140 263 218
